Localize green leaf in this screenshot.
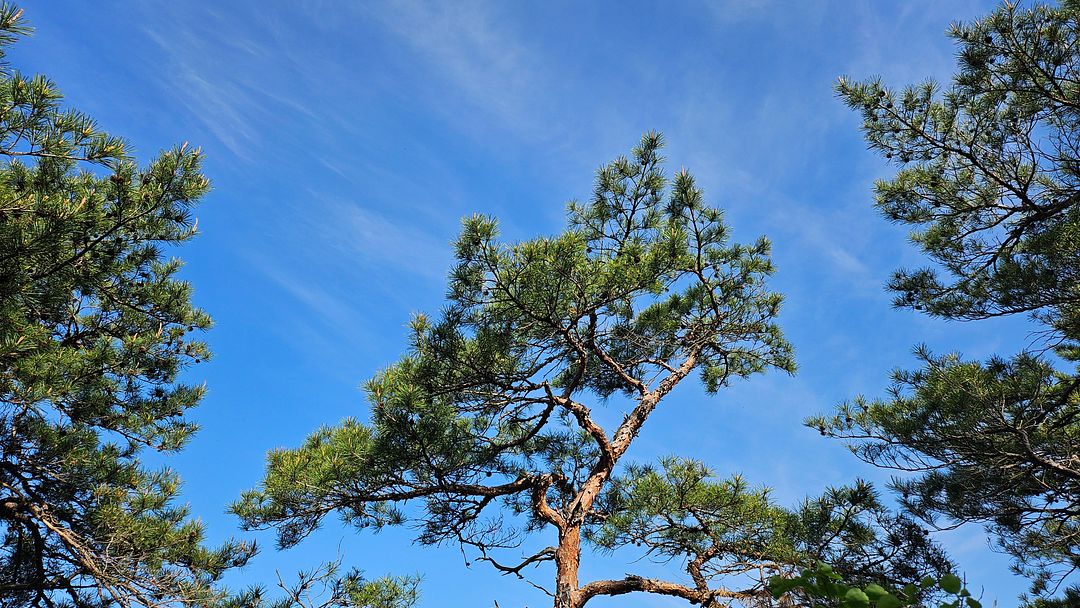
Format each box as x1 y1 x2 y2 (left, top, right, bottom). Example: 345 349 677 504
864 584 888 600
939 573 962 594
965 598 981 608
876 594 903 608
768 576 801 599
844 588 870 608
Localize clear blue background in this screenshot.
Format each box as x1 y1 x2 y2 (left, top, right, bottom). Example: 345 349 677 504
12 1 1043 605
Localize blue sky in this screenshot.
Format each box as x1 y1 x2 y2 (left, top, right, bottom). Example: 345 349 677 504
11 1 1046 606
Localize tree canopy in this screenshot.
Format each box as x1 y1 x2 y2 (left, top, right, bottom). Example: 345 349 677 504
236 134 950 608
818 0 1080 602
0 5 256 605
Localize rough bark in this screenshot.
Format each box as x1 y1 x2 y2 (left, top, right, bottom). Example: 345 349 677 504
553 526 581 608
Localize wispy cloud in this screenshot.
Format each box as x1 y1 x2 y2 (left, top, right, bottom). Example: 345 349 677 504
137 6 332 165
299 197 451 281
140 26 266 161
769 199 882 293
240 198 452 370
365 1 544 133
245 196 450 339
258 262 361 330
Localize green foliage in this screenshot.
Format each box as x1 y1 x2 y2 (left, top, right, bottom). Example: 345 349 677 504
0 4 254 605
237 134 944 607
591 459 950 594
837 0 1079 328
221 559 420 608
1021 587 1080 608
825 0 1080 602
590 458 795 563
768 563 982 608
235 133 793 548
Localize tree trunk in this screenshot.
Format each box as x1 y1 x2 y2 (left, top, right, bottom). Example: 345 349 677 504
553 526 582 608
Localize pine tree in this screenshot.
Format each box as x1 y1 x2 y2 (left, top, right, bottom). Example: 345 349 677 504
0 5 255 605
818 0 1080 602
235 134 950 608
